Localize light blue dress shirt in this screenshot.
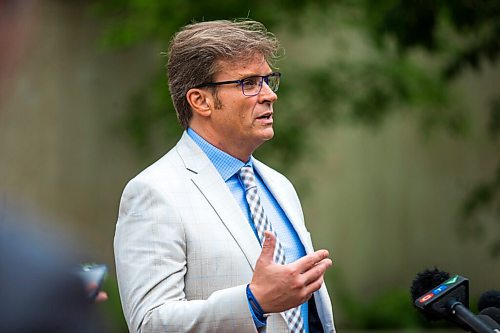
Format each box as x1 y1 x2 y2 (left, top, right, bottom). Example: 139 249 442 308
187 128 309 331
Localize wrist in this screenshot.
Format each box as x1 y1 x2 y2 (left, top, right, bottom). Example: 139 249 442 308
246 284 268 319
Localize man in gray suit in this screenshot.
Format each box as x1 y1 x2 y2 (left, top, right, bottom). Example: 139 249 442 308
114 19 335 333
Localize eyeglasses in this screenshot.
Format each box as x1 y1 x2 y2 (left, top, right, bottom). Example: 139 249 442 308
194 72 281 96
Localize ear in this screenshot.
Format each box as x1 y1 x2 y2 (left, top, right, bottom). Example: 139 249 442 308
186 88 212 118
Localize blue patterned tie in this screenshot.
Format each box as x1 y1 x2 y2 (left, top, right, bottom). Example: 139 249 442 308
239 166 305 333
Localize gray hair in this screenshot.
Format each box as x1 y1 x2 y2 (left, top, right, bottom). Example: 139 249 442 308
167 19 281 128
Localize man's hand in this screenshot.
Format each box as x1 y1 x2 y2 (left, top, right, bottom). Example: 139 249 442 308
86 283 108 303
249 231 332 314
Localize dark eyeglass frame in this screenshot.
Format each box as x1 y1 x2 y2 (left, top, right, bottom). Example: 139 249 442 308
193 72 281 96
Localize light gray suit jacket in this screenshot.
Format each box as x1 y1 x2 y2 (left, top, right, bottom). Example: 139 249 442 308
114 132 335 333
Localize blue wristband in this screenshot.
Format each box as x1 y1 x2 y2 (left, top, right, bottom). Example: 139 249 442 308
246 284 267 326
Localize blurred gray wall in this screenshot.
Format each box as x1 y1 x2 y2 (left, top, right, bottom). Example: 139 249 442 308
1 0 498 323
0 1 156 260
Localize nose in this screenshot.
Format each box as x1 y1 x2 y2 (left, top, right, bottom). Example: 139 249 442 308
258 81 278 103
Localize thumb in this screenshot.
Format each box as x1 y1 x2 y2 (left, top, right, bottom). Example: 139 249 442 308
259 231 276 264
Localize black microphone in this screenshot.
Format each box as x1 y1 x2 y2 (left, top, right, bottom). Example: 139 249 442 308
411 268 494 333
479 291 500 312
480 308 500 327
479 291 500 328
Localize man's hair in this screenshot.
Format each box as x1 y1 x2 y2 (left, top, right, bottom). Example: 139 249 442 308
167 19 281 128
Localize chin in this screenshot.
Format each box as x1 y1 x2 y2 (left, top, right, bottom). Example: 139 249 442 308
260 128 274 141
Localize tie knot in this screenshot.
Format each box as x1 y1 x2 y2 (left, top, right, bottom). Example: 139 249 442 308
239 166 257 191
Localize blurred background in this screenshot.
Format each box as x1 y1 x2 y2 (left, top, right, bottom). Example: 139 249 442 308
1 0 499 332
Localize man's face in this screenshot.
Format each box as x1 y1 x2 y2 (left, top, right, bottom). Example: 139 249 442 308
207 53 278 159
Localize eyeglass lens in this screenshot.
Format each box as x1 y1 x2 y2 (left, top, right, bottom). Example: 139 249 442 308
242 74 280 96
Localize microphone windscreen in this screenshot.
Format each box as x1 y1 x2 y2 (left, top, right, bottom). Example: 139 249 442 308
479 307 500 325
478 290 500 311
410 268 450 302
410 268 451 322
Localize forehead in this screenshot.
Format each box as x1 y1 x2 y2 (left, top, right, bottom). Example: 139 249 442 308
214 53 271 79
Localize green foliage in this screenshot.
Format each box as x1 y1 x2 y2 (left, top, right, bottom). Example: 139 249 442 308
362 0 500 78
91 0 499 251
358 1 500 226
326 269 452 330
91 0 331 49
338 288 440 330
91 1 468 164
87 1 500 330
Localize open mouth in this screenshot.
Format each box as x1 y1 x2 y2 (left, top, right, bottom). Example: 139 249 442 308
257 113 273 120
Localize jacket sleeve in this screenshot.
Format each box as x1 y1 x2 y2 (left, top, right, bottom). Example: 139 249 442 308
114 178 257 333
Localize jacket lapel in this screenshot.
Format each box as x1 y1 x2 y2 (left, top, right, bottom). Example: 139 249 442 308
175 132 262 269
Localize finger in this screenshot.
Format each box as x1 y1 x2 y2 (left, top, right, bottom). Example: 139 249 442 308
301 258 332 286
292 249 330 273
258 230 276 264
95 291 108 303
303 274 325 296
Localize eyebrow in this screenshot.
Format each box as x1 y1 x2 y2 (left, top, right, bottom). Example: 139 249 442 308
236 72 274 79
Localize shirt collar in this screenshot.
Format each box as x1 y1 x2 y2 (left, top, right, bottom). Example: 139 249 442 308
187 128 253 181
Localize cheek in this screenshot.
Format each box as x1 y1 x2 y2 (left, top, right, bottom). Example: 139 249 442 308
223 97 257 129
240 112 258 132
241 101 258 122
